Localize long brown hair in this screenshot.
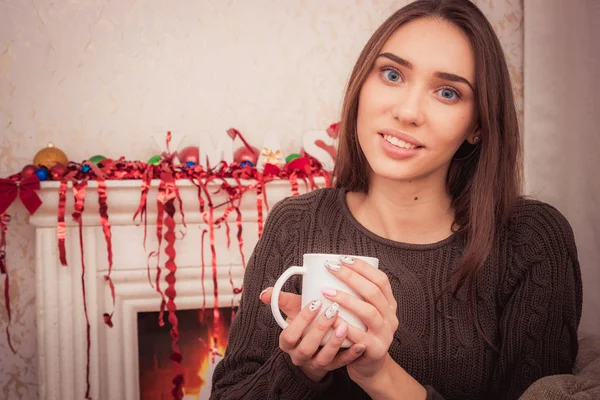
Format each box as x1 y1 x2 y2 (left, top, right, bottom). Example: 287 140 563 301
333 0 523 345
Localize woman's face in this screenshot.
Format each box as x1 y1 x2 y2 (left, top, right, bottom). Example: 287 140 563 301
357 17 478 186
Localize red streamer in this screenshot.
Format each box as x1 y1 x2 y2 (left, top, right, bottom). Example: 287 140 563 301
155 178 167 327
0 213 15 354
160 172 183 400
256 178 264 238
96 177 115 328
57 180 68 266
133 165 153 251
200 229 207 323
71 180 92 400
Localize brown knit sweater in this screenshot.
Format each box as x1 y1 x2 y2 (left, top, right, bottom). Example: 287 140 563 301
210 188 582 400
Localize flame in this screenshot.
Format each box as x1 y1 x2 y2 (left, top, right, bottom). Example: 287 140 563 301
138 308 234 400
180 318 230 397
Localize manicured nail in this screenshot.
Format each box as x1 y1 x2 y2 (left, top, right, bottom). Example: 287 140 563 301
321 287 337 297
335 322 348 338
309 300 322 312
355 344 366 354
259 288 269 301
325 261 341 271
339 256 355 264
324 302 340 319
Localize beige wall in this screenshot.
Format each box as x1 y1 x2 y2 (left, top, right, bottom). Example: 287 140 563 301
0 1 523 398
524 0 600 336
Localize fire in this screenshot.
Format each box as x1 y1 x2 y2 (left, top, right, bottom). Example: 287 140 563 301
138 307 235 400
180 312 230 399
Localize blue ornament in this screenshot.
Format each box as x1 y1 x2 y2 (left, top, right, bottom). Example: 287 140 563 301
81 165 91 173
35 168 49 181
240 160 254 168
185 161 197 167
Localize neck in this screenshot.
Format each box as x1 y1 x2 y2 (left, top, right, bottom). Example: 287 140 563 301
347 174 455 244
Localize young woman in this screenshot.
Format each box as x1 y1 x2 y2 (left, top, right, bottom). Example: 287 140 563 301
210 0 582 399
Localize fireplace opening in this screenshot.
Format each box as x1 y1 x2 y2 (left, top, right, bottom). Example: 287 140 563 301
138 307 236 400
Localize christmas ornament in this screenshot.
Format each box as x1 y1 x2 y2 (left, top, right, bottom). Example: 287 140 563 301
21 165 38 179
233 146 259 165
89 155 106 164
177 146 200 165
81 165 91 174
35 168 49 181
285 153 301 164
148 155 161 165
185 161 196 167
285 156 310 171
261 148 282 166
50 164 67 180
239 160 254 168
228 128 259 165
33 143 68 168
257 135 283 171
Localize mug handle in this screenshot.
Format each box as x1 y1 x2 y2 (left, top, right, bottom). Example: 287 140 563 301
270 266 305 329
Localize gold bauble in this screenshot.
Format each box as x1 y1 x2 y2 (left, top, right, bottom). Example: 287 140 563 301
33 142 69 168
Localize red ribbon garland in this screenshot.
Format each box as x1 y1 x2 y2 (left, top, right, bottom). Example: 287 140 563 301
0 175 43 215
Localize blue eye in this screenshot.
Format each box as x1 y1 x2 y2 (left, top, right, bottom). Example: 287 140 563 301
380 67 402 83
439 88 460 101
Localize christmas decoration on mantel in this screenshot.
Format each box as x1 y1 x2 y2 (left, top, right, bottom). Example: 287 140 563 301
0 123 339 400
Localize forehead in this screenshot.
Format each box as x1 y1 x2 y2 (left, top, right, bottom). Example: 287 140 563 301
380 17 475 81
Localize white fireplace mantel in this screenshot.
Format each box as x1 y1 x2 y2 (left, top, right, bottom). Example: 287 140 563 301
31 178 320 400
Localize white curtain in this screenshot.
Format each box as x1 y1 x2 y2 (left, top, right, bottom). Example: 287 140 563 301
524 0 600 335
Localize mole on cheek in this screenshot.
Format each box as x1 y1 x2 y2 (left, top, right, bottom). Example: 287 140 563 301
414 197 418 200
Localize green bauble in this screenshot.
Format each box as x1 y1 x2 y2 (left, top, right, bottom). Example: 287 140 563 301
148 155 161 165
89 155 106 164
285 153 302 163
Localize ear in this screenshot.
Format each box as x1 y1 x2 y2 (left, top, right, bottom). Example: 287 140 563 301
467 127 481 145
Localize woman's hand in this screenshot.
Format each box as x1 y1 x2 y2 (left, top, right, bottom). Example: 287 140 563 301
321 256 399 383
260 287 366 382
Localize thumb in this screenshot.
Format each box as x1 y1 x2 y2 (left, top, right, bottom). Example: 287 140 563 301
259 287 303 318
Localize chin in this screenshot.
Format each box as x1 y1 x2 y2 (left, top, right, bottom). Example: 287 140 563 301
366 157 448 185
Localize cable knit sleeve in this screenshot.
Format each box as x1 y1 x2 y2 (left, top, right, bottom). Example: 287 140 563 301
491 201 583 400
210 196 334 400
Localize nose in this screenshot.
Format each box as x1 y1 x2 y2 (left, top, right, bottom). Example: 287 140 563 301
390 86 426 127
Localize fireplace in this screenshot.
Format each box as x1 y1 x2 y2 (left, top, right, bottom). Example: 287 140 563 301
30 178 321 399
137 307 235 400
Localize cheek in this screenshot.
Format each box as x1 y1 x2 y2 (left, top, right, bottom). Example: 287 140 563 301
429 105 475 147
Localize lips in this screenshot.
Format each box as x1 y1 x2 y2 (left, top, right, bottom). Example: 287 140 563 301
381 134 423 149
378 130 425 149
377 131 424 160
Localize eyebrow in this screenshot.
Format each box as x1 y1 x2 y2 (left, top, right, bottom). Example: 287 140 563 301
377 52 475 92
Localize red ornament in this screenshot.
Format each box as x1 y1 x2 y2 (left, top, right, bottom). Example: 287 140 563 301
177 146 200 165
234 146 259 165
21 164 38 179
50 164 67 180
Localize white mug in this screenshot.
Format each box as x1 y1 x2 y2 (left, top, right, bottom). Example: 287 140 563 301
270 253 379 348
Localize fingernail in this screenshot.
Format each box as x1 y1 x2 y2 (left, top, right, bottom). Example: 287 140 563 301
324 302 340 319
321 287 337 297
335 321 348 338
325 261 341 271
355 345 366 354
339 256 355 265
309 300 322 312
259 288 269 301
